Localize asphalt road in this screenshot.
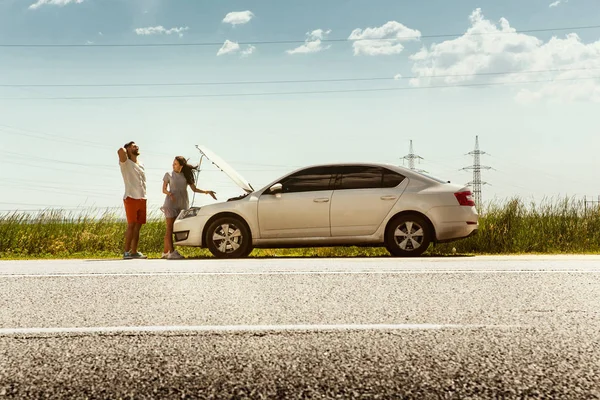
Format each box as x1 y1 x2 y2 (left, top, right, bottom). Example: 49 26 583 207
1 256 599 398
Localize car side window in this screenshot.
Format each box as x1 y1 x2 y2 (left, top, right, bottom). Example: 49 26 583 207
280 166 336 193
382 168 406 188
336 166 405 190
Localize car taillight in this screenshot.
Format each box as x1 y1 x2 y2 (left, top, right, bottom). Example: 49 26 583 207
454 191 475 207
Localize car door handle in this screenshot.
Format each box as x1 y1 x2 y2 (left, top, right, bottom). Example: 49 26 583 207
313 198 330 203
381 195 397 200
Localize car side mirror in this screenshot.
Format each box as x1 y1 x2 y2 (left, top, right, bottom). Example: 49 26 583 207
269 183 283 194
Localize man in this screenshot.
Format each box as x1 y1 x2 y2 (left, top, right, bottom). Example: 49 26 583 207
118 141 147 259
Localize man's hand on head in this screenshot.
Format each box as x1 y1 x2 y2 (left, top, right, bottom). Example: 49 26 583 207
118 147 128 163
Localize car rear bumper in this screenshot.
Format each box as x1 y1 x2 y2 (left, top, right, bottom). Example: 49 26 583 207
426 206 479 242
436 227 478 243
433 221 478 242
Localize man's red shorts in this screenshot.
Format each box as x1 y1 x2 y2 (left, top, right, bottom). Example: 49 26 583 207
123 197 147 224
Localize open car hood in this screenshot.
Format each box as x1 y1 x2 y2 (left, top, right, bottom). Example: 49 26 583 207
196 145 254 194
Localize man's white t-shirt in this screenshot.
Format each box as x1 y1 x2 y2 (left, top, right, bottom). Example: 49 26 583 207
119 159 147 200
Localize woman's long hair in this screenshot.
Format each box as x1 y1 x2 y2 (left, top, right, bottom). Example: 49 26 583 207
175 156 198 185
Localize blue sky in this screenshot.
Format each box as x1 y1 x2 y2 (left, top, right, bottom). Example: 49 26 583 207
1 0 600 214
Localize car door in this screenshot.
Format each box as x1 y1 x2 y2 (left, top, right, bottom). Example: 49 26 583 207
257 166 337 238
330 165 407 236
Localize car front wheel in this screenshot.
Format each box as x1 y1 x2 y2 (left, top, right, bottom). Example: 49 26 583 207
385 214 432 257
205 216 253 258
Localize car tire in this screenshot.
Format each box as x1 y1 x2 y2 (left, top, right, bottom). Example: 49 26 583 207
205 216 253 259
385 214 432 257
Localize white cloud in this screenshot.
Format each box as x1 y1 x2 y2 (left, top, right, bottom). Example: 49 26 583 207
408 8 600 103
394 74 402 80
348 21 421 56
222 10 254 26
241 45 256 57
28 0 83 10
549 0 567 7
217 40 240 56
135 26 189 38
307 29 330 40
286 29 332 55
217 40 255 57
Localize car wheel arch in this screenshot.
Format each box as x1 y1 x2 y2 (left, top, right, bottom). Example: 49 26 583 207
385 210 437 243
202 212 253 247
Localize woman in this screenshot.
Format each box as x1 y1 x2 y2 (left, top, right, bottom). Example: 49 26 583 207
161 156 217 259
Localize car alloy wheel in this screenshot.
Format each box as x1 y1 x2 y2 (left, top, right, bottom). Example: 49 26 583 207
385 214 431 257
206 216 253 258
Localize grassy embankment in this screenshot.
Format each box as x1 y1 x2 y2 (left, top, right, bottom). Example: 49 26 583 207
1 197 599 259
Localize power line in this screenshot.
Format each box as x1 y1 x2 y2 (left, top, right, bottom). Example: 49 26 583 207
0 201 120 208
0 206 127 212
0 205 166 212
490 156 591 188
1 24 599 47
2 76 598 101
0 177 116 188
9 182 116 199
0 150 114 170
0 126 115 149
1 67 597 88
0 150 297 174
0 158 119 178
0 209 88 212
0 124 302 168
0 123 197 159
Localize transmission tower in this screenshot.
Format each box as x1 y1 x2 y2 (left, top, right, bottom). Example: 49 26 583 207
401 140 426 172
461 136 492 208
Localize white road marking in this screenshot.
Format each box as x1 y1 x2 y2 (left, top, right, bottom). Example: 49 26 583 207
2 256 600 277
1 269 599 278
0 323 521 336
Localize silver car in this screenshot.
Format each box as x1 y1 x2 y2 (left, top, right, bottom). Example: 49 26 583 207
173 146 479 258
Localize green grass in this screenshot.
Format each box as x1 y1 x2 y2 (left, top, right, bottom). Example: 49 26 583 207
1 196 600 259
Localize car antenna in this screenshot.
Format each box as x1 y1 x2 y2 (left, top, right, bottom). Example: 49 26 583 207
191 145 207 207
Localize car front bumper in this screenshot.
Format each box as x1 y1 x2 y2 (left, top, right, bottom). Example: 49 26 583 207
172 214 210 247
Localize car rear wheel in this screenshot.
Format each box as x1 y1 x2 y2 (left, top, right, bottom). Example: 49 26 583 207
206 216 253 258
385 214 432 257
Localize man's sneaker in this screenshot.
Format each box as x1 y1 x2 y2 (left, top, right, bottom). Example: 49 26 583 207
123 251 132 259
167 250 185 260
161 252 170 259
131 252 147 259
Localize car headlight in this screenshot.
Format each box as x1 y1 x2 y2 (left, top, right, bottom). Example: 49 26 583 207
178 208 201 219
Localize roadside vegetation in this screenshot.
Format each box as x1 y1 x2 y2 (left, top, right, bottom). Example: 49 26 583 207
1 197 599 259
